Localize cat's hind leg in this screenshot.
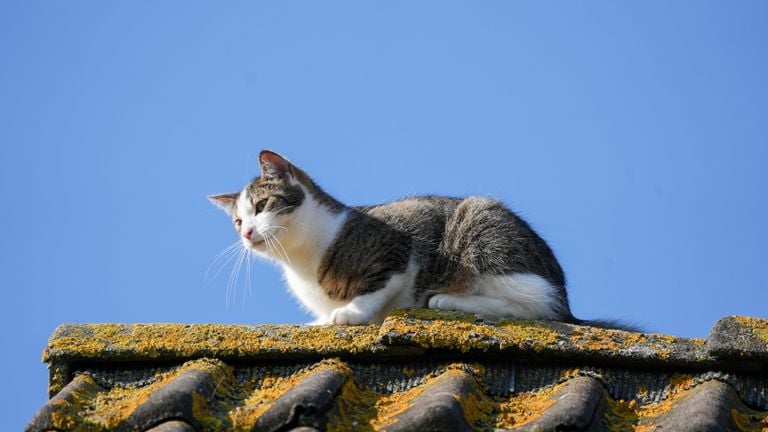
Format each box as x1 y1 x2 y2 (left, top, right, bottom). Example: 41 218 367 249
428 273 564 320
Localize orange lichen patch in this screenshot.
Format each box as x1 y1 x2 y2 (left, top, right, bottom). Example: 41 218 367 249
735 316 768 344
637 386 649 400
48 365 70 396
381 309 560 352
102 359 231 430
559 368 582 381
569 326 685 359
48 359 232 432
382 309 697 361
603 397 640 432
332 370 608 431
47 375 102 432
326 372 429 431
569 326 648 351
326 378 384 432
731 408 768 432
602 374 699 431
229 359 351 432
491 384 561 429
44 323 381 363
638 374 696 418
460 383 498 430
327 365 498 431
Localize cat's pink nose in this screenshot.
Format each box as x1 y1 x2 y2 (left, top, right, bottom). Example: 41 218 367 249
243 228 254 240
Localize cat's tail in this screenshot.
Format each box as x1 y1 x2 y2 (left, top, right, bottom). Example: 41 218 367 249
572 318 644 333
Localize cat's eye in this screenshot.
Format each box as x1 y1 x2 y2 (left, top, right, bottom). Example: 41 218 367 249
234 219 242 227
255 200 267 213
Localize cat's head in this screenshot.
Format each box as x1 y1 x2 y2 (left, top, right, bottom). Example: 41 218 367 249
209 151 312 255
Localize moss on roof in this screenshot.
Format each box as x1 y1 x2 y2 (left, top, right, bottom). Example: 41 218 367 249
43 310 754 375
29 311 768 432
45 322 382 362
381 309 707 365
734 316 768 345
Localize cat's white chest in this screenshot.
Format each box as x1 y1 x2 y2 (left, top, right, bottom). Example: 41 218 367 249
282 265 345 322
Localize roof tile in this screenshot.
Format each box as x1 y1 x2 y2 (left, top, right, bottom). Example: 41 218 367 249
144 421 196 432
510 376 606 432
27 311 768 431
254 366 347 432
383 368 476 432
707 316 768 362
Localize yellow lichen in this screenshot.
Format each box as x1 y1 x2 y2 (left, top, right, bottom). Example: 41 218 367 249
370 380 429 430
326 378 384 432
326 372 428 431
602 374 699 431
492 384 561 429
383 309 690 359
46 359 233 431
637 386 649 400
460 385 497 430
48 375 103 432
48 365 70 396
381 310 561 352
228 359 352 432
101 359 232 429
569 325 643 352
731 408 768 432
603 398 640 432
735 316 768 344
327 364 499 431
569 326 686 360
45 323 381 362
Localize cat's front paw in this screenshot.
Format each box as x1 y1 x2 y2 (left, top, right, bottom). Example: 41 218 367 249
307 318 329 326
329 305 371 325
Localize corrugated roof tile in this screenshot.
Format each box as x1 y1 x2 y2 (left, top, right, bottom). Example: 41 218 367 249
26 310 768 431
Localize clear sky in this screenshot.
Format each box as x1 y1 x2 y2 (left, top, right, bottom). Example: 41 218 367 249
2 1 767 429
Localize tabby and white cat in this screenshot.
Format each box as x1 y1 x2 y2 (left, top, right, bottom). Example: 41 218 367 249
210 150 625 328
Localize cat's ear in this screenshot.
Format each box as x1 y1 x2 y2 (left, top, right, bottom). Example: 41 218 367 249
259 150 293 180
208 192 239 214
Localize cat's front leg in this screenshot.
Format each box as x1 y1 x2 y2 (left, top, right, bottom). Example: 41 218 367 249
329 287 397 325
329 271 417 325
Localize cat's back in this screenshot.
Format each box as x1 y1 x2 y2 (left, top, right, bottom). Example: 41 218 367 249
354 194 525 231
351 195 461 237
354 194 565 288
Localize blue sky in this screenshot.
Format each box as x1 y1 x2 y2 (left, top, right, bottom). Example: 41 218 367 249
2 1 767 429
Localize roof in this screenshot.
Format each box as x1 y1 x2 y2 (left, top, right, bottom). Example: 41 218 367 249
26 310 768 431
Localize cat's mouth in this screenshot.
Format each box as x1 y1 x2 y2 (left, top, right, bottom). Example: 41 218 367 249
247 238 266 248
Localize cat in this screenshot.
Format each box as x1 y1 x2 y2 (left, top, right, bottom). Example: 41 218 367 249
210 150 634 330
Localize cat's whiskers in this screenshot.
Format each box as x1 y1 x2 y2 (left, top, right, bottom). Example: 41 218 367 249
273 205 296 216
262 232 276 260
259 225 292 264
205 241 244 282
227 247 247 308
244 250 252 306
235 247 248 305
211 245 245 284
263 225 289 233
267 231 292 265
206 241 242 273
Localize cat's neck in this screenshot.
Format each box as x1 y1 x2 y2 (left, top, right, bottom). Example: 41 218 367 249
277 189 349 277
